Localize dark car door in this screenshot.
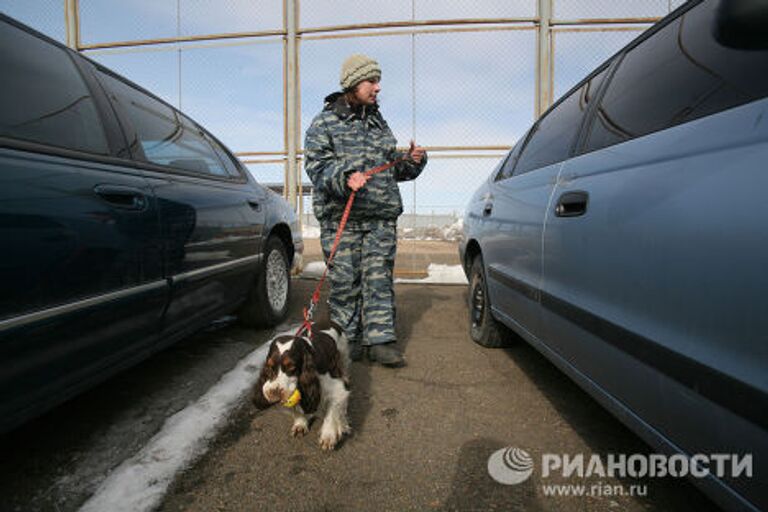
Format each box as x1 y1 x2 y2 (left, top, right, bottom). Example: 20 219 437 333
0 18 166 430
93 69 265 339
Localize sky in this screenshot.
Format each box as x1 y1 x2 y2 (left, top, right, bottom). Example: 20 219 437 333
0 0 683 215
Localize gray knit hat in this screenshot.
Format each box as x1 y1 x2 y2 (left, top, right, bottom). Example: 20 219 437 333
339 54 381 90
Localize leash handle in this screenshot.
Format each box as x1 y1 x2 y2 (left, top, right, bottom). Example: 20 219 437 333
295 157 406 337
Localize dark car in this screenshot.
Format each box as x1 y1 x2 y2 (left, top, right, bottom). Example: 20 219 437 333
0 14 302 433
460 1 767 510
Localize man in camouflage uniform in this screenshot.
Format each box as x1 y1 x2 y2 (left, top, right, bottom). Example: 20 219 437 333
304 54 427 367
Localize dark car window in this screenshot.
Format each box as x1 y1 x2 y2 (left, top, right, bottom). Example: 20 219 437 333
494 131 528 181
0 20 108 154
205 132 243 178
96 71 231 177
513 67 607 176
585 0 768 153
493 153 512 182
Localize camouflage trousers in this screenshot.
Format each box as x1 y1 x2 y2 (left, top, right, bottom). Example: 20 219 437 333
320 220 397 346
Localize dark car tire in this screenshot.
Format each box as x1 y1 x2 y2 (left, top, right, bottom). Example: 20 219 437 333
238 236 291 327
468 254 513 348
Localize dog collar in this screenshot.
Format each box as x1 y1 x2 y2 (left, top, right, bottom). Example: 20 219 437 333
282 389 301 408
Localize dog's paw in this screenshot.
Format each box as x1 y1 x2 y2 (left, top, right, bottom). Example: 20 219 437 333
319 430 340 451
291 422 309 437
319 417 350 450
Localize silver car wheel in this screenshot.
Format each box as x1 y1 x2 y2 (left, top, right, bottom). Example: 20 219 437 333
266 249 288 313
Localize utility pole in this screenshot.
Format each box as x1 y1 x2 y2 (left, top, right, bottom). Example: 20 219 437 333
536 0 553 117
64 0 79 50
284 0 300 211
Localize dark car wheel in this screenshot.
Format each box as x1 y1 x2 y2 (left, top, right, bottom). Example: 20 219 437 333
469 255 513 348
238 236 291 327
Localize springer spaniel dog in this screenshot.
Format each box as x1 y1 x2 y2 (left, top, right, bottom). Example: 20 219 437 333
252 321 351 450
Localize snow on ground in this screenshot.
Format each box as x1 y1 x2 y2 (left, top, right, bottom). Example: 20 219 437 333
301 261 327 278
441 217 463 241
77 331 292 512
395 264 467 284
302 225 320 239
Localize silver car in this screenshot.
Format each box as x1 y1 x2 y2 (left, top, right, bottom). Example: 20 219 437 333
460 1 767 510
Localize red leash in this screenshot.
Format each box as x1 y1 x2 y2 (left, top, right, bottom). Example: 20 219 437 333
296 154 409 338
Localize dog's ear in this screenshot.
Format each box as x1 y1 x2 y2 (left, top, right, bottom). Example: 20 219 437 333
327 347 346 380
252 342 279 410
296 339 321 413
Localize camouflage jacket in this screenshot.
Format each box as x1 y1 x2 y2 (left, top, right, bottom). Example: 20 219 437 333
304 92 427 224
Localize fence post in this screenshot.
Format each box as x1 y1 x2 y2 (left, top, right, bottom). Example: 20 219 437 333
64 0 80 50
284 0 300 211
536 0 553 118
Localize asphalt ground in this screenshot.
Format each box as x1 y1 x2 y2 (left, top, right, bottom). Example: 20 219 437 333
159 278 718 512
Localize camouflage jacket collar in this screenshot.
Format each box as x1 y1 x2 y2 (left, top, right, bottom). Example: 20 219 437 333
323 91 382 124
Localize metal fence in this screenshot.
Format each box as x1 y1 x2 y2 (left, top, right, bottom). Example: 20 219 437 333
3 0 686 235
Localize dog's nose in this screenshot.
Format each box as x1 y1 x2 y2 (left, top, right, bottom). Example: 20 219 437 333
265 388 282 403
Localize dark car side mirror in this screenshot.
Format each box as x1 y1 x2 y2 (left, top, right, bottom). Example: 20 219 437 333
713 0 768 50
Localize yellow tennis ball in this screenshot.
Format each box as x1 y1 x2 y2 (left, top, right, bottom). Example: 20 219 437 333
283 389 301 408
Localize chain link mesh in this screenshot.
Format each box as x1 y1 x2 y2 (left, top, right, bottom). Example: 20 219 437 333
180 42 283 152
301 35 414 143
178 0 281 37
1 0 66 43
79 0 178 45
414 29 535 148
553 28 643 100
245 163 287 188
414 0 535 20
10 0 674 262
300 0 535 27
300 0 413 28
90 47 181 107
554 0 676 20
80 1 281 45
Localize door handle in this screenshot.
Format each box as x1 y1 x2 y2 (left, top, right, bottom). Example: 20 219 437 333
94 185 148 211
247 200 262 212
483 203 493 217
555 191 589 217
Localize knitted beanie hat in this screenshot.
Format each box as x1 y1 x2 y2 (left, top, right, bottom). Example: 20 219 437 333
339 54 381 90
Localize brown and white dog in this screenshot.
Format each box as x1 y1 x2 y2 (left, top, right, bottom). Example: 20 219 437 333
252 321 351 450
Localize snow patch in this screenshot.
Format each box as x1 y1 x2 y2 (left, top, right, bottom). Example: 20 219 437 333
302 225 320 239
396 264 467 284
301 261 327 279
77 329 300 512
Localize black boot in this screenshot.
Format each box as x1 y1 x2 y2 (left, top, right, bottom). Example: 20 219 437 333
368 343 405 367
349 342 365 362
